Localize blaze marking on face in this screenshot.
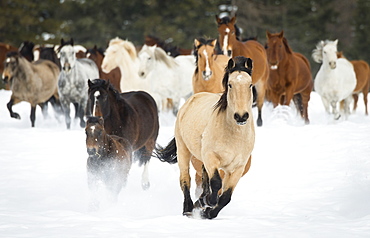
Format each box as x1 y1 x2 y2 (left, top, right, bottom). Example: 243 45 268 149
223 28 230 55
202 49 211 77
93 91 100 115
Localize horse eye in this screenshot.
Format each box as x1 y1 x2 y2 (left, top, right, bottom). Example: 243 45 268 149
228 83 232 88
249 84 253 88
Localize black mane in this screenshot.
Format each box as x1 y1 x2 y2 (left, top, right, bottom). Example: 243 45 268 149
214 56 253 113
89 78 120 100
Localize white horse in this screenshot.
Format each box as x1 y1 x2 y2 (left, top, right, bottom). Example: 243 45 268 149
312 39 356 120
138 44 195 114
101 37 149 93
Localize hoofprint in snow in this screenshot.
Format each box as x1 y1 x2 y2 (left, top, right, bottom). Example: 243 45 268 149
0 89 369 237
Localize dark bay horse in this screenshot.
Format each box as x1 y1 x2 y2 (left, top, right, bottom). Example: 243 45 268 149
265 31 313 124
86 79 159 189
2 52 60 127
86 116 132 206
86 46 122 92
216 16 269 126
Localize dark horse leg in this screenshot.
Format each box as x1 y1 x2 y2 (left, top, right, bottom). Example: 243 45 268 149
30 105 37 127
7 98 21 120
76 103 86 128
194 165 211 209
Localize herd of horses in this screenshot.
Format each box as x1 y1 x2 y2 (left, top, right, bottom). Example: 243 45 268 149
1 15 369 219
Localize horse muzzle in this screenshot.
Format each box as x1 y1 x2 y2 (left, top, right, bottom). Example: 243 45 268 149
202 71 212 81
234 112 249 125
329 61 336 69
62 63 72 72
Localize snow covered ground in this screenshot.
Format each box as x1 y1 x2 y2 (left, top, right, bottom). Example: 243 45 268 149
0 89 369 237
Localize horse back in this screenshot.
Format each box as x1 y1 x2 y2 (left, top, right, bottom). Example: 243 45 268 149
293 52 313 92
351 60 370 92
119 91 159 150
175 92 219 160
236 40 269 84
31 59 60 95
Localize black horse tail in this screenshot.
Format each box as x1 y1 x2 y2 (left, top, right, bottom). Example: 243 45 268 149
154 138 178 164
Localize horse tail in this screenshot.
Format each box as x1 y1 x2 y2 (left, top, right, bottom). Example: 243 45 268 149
154 138 178 164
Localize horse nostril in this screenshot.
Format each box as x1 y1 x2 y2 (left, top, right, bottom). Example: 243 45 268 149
234 112 249 125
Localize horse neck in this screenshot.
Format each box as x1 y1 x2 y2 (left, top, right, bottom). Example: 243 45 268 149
14 58 32 81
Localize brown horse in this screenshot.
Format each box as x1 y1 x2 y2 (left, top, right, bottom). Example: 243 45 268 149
216 16 269 126
0 42 18 89
86 79 159 190
156 57 255 219
86 116 132 206
86 46 122 92
2 52 60 127
337 52 369 115
192 38 229 94
265 31 313 124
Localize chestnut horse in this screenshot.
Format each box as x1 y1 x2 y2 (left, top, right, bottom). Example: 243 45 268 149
337 52 369 115
86 116 132 207
192 38 229 94
265 31 313 124
216 16 268 126
86 79 159 190
86 46 122 92
156 57 255 219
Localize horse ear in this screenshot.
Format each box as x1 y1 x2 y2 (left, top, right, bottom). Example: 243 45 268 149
61 38 65 45
211 39 217 47
246 58 253 70
194 39 201 48
215 15 221 24
70 38 74 46
278 30 284 38
334 39 338 46
266 30 272 39
88 79 93 88
98 116 104 126
230 16 236 24
227 58 235 70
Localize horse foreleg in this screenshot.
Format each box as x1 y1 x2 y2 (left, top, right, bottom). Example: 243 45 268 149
202 167 244 219
7 97 21 120
30 105 37 127
254 81 265 127
61 102 71 129
194 165 211 209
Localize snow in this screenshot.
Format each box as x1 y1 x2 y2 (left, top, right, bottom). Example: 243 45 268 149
0 88 369 237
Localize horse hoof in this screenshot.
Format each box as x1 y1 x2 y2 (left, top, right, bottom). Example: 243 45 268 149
334 114 341 120
141 182 150 190
11 113 21 119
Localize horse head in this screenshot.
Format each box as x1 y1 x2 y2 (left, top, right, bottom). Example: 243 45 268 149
265 30 292 70
87 78 115 119
85 116 105 159
312 39 339 69
194 38 218 81
216 15 237 57
59 44 76 73
138 44 156 78
215 56 253 126
2 52 20 84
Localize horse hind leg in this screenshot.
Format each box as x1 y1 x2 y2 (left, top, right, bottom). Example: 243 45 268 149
134 146 152 190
